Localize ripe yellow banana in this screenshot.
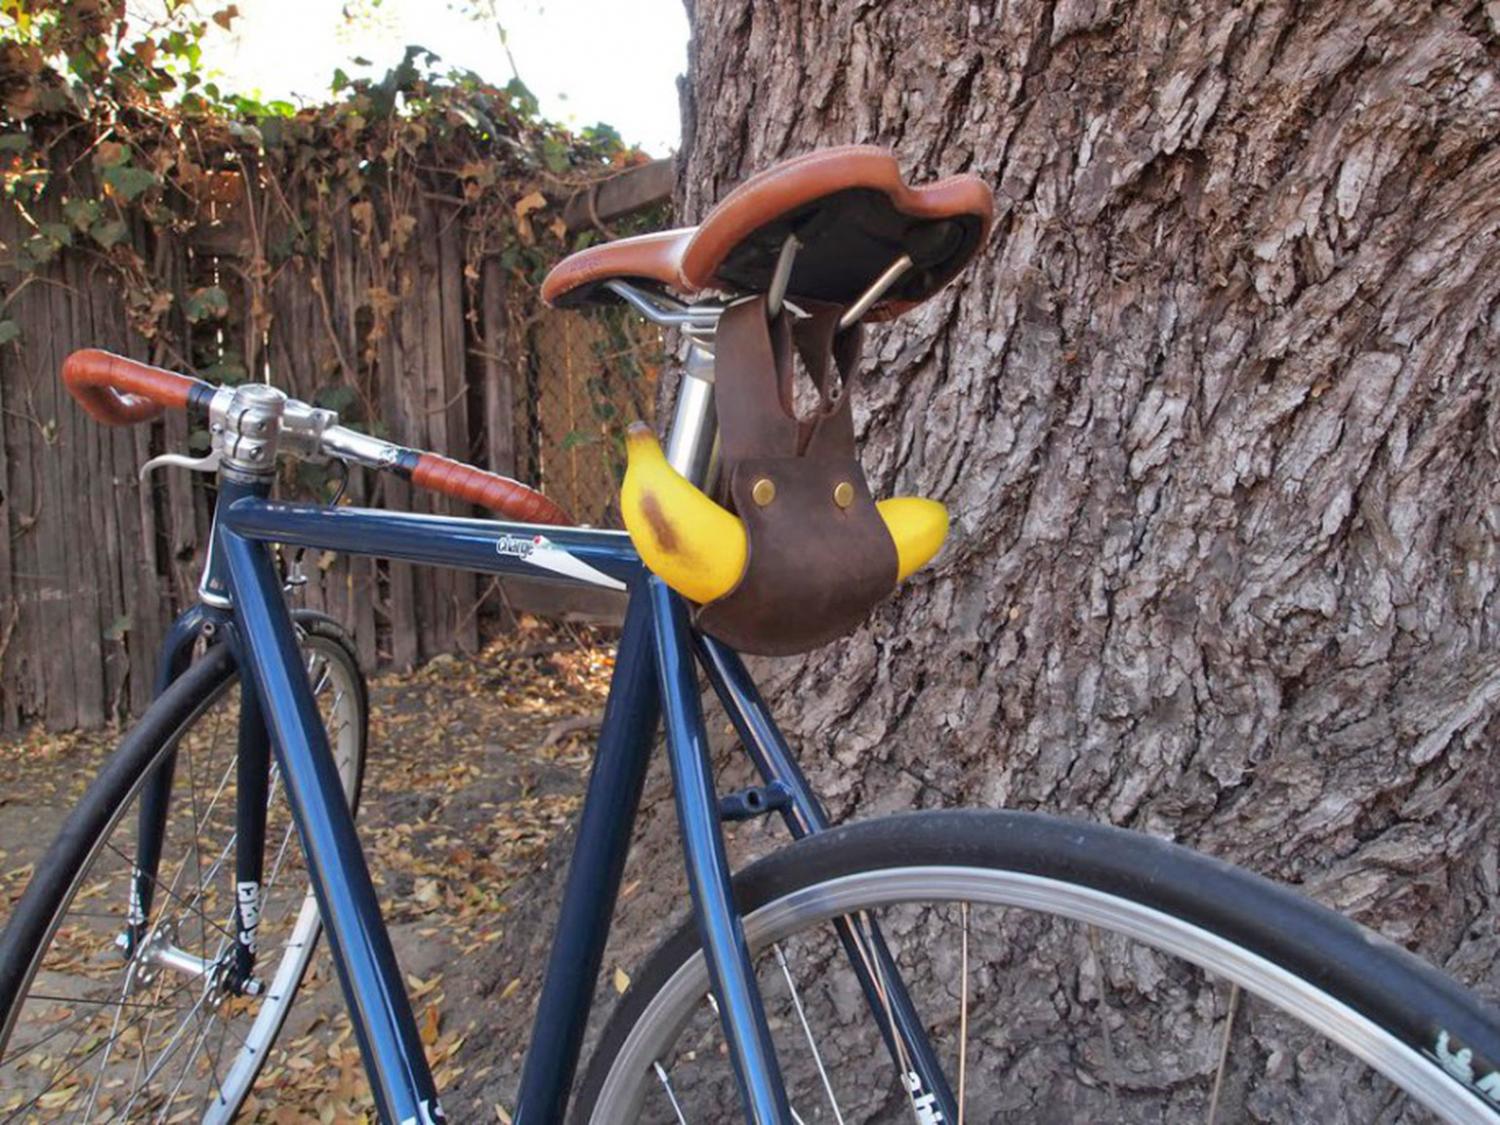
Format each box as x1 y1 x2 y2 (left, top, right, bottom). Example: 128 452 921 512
876 496 949 581
620 423 949 603
621 423 748 604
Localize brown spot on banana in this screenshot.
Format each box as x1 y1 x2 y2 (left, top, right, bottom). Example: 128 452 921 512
638 490 677 553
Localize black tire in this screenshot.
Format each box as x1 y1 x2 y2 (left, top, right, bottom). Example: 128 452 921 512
576 810 1500 1123
0 611 367 1123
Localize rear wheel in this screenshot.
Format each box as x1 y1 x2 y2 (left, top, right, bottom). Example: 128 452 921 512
0 612 366 1123
577 810 1500 1123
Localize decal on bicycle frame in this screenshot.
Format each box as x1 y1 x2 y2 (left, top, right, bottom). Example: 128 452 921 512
236 881 262 954
902 1070 945 1123
495 532 625 591
1431 1029 1500 1106
399 1098 447 1125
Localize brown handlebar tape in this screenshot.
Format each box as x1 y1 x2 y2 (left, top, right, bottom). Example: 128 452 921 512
408 452 573 526
62 350 571 525
62 349 207 426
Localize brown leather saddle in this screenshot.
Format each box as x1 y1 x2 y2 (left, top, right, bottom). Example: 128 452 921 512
543 145 993 317
544 146 993 654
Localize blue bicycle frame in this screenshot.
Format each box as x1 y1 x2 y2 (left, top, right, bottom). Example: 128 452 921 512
143 479 955 1123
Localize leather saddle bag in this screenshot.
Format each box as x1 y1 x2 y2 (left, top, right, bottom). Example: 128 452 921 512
695 295 898 655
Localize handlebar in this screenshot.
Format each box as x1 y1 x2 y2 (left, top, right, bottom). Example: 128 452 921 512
407 452 571 525
62 349 213 426
60 349 573 527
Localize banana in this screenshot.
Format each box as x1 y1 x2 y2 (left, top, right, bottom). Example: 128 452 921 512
620 423 949 604
876 497 949 581
621 423 747 604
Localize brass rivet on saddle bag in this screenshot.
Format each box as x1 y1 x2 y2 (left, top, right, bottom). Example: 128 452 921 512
693 295 898 656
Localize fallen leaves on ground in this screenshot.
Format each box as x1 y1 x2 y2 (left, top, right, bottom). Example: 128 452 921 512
0 617 613 1121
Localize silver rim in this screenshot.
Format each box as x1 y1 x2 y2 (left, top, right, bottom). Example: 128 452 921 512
589 866 1494 1123
0 633 363 1123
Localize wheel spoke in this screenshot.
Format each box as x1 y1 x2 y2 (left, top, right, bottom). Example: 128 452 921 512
20 968 206 1121
652 1060 689 1124
1207 982 1241 1125
79 964 132 1119
113 984 217 1121
162 986 234 1117
1085 923 1123 1119
774 941 845 1125
103 840 237 946
957 901 968 1125
158 707 228 911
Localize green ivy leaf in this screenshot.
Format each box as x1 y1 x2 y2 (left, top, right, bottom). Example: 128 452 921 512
102 164 157 201
540 136 570 174
584 122 623 149
226 120 264 148
0 320 20 346
200 356 248 385
315 384 358 413
63 197 102 229
38 221 72 247
23 234 58 263
0 133 29 154
504 77 538 119
103 614 132 642
90 218 129 248
184 286 229 322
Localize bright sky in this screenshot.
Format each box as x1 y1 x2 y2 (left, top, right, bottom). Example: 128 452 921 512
133 0 689 155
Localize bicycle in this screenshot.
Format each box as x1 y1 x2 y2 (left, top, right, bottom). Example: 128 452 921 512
2 144 1499 1123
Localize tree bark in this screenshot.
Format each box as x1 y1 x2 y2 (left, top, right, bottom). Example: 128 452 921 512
670 0 1500 1110
467 4 1500 1116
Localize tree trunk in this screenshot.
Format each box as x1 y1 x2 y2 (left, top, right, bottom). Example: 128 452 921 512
670 0 1500 1111
467 4 1500 1116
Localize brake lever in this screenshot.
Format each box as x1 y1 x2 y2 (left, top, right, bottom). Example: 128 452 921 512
139 449 222 480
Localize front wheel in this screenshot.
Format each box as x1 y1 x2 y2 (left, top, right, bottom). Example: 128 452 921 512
578 810 1500 1123
0 612 366 1123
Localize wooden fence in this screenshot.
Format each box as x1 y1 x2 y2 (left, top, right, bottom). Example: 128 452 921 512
0 156 668 730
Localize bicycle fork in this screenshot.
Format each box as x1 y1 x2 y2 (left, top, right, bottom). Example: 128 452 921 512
123 603 270 1001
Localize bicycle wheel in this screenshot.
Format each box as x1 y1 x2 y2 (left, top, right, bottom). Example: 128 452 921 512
0 612 366 1123
577 810 1500 1123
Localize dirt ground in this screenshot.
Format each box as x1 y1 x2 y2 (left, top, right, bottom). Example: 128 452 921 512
0 620 687 1122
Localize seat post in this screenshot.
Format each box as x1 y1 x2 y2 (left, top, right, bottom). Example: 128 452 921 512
663 341 719 490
